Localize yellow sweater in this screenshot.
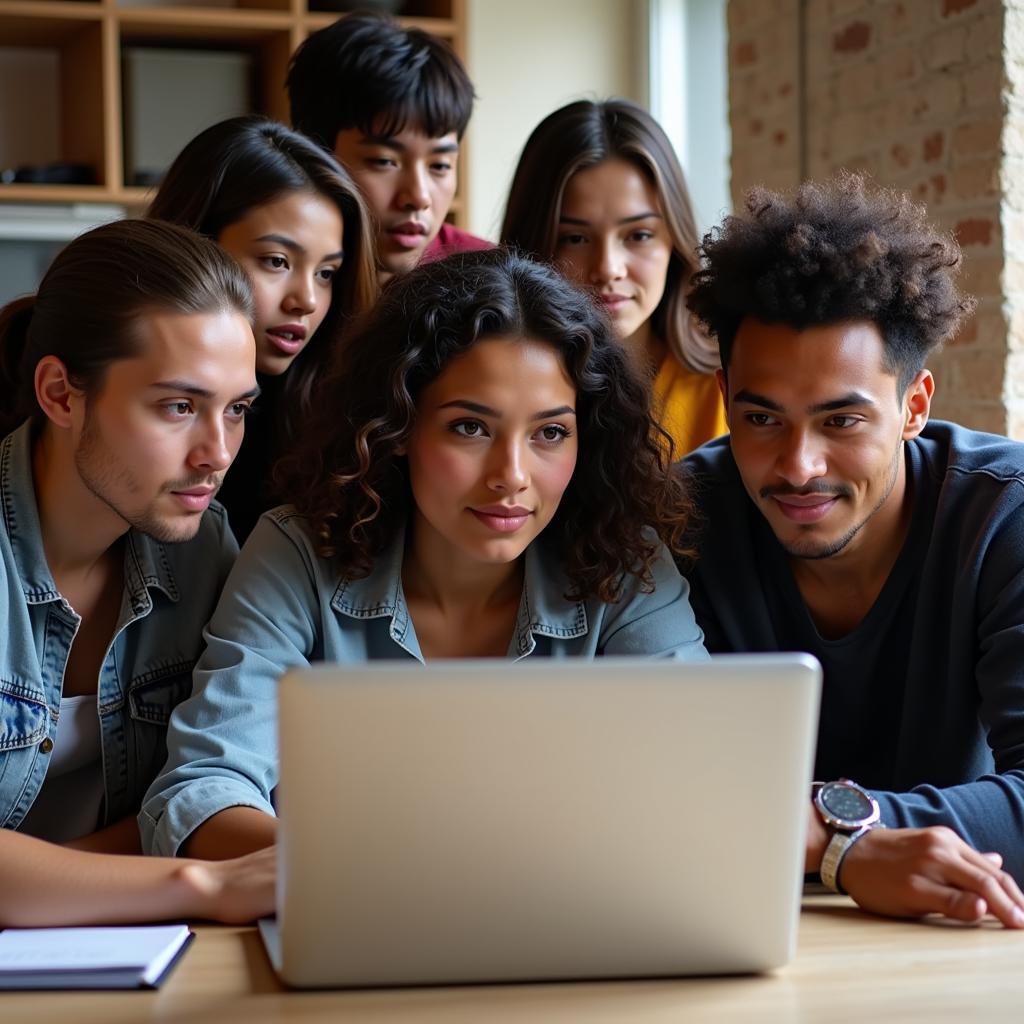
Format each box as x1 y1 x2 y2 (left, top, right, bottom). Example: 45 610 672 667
652 353 728 457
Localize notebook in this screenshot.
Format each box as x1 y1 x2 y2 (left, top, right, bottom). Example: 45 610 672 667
0 924 193 989
261 653 821 987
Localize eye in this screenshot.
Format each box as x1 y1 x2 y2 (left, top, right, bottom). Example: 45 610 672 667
430 161 453 173
628 229 656 243
556 233 587 247
451 419 488 438
535 424 571 444
367 156 397 169
745 412 777 427
827 414 860 429
228 402 253 421
259 255 288 271
316 266 337 285
162 401 193 419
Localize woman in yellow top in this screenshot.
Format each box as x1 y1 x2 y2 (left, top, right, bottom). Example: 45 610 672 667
501 98 726 457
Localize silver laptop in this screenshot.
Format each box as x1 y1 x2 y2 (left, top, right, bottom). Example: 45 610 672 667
260 654 821 988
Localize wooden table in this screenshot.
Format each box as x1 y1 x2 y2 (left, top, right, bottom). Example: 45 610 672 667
5 896 1024 1023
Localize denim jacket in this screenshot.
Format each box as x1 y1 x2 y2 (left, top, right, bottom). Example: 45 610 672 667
141 506 708 855
0 423 238 833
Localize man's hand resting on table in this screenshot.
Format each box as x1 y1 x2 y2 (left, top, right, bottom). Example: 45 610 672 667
838 825 1024 928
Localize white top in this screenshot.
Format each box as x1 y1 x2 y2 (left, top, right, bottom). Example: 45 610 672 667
18 694 105 843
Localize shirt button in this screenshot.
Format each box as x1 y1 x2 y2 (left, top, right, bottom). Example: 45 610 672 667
39 737 53 754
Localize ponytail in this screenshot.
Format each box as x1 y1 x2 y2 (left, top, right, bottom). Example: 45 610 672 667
0 295 36 438
0 219 253 443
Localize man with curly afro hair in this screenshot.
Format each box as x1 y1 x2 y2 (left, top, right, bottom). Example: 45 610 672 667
682 172 1024 929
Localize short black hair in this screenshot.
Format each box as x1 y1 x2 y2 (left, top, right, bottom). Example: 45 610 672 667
687 172 975 392
287 12 475 150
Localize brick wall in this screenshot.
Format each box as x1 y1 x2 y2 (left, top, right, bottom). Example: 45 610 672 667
728 0 1015 434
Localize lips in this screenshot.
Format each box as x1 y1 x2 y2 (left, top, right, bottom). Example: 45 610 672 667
769 493 841 523
387 220 428 250
469 504 533 533
170 486 216 513
266 323 307 356
597 293 632 310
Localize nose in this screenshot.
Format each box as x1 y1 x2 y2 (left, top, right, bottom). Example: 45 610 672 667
283 273 316 316
774 428 827 488
395 163 431 212
588 236 626 287
486 438 529 494
189 414 234 475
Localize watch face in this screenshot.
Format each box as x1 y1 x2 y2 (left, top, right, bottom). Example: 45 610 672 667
819 782 876 826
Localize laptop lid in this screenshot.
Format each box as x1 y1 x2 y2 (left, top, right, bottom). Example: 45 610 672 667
271 654 821 987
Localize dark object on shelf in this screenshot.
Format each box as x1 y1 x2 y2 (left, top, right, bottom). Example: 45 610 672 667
309 0 405 13
4 163 96 186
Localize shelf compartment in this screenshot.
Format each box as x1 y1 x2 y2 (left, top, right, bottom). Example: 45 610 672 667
0 16 107 189
115 1 293 11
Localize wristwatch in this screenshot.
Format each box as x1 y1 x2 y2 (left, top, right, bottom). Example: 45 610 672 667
812 778 883 894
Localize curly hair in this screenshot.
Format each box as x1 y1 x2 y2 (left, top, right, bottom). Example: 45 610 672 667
276 248 694 602
687 172 975 392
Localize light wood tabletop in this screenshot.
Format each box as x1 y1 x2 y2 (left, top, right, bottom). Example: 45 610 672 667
5 895 1024 1023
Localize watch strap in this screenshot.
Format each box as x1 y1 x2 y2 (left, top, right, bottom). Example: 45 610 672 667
820 824 881 894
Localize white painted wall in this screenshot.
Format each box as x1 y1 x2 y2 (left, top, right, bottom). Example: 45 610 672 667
464 0 647 241
648 0 731 236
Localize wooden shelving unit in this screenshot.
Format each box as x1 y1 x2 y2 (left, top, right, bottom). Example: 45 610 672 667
0 0 468 218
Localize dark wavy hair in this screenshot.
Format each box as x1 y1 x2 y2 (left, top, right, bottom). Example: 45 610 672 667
687 172 975 392
147 115 377 435
0 219 253 439
501 98 718 374
287 12 475 148
276 249 694 602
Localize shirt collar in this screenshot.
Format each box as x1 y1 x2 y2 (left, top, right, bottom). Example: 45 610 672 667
1 422 180 609
332 524 589 653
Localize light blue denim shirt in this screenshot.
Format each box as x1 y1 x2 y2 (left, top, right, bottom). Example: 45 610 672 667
141 505 708 855
0 423 238 833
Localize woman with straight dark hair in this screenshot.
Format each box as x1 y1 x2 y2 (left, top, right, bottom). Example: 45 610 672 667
0 218 274 926
501 99 726 458
148 115 378 541
142 249 708 860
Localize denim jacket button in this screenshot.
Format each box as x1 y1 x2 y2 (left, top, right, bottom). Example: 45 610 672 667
39 737 53 754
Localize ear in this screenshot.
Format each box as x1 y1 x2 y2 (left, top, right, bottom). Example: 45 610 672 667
901 369 933 441
34 356 82 430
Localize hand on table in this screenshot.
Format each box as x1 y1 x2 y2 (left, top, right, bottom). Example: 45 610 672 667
179 845 277 924
840 826 1024 929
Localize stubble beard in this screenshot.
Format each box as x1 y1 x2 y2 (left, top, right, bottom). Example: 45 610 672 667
74 411 205 545
778 442 903 562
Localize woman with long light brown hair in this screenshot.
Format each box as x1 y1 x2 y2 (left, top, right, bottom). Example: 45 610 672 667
502 99 725 458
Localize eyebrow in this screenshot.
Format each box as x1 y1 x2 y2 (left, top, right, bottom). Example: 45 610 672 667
255 234 344 262
559 211 662 227
439 400 576 419
732 389 875 414
151 381 262 402
361 135 460 155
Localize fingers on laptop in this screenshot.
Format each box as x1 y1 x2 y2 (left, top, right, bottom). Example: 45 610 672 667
840 826 1024 929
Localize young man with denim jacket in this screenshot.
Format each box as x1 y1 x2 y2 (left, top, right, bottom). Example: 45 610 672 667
0 219 275 927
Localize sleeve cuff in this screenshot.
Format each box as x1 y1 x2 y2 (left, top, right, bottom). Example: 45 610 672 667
141 780 276 857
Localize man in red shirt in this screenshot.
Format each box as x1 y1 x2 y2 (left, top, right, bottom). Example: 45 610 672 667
287 12 490 283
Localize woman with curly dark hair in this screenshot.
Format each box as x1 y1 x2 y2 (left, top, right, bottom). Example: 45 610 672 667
141 249 708 860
